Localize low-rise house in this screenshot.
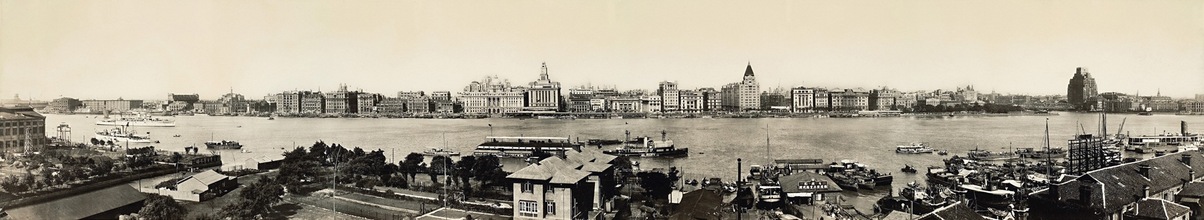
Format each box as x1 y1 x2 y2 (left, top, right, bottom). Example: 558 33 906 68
1124 198 1191 220
777 171 842 205
881 201 986 220
155 170 236 202
507 150 616 220
1030 151 1204 220
1175 182 1204 219
245 155 285 170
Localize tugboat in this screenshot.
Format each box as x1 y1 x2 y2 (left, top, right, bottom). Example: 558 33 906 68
901 164 917 173
937 150 949 155
205 140 243 149
602 130 689 157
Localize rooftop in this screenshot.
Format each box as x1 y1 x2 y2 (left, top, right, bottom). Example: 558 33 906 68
1128 198 1190 220
1042 150 1204 213
507 150 613 184
4 185 146 220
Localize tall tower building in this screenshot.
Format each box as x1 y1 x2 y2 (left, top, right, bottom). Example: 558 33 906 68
658 81 679 112
524 62 561 111
1067 67 1098 110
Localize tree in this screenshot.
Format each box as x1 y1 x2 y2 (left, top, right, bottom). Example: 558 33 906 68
637 172 672 200
225 176 285 218
277 160 320 194
401 153 424 181
454 156 477 187
283 147 307 161
139 194 186 220
472 155 507 187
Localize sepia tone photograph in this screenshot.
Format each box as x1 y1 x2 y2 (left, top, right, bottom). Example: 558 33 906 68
1 1 1203 220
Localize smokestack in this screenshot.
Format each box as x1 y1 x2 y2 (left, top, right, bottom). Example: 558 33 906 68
1183 121 1189 136
1183 154 1192 166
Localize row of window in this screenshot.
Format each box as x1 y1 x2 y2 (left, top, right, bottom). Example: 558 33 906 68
517 200 558 217
2 121 43 127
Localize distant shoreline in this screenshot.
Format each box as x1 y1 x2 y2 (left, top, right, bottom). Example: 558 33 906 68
42 111 1089 119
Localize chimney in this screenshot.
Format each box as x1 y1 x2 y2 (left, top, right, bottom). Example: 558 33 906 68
1079 185 1093 204
1138 164 1152 179
1049 183 1060 200
1183 154 1193 166
1142 185 1151 198
1192 170 1197 181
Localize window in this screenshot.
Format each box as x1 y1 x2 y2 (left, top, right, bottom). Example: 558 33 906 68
521 182 534 193
545 201 556 215
518 200 538 217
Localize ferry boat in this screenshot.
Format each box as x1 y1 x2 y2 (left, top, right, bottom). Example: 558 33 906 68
1127 133 1201 146
757 184 783 204
895 143 935 154
602 130 689 157
95 127 155 143
205 140 243 149
824 159 893 188
967 148 1018 161
472 136 581 158
96 114 176 127
422 148 461 157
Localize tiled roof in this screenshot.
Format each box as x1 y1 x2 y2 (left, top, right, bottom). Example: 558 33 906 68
1045 151 1204 213
4 185 145 220
1129 198 1191 220
181 170 230 186
670 190 723 220
777 172 842 193
507 150 613 184
1177 182 1204 197
915 202 987 220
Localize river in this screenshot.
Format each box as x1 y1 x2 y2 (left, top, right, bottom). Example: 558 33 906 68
44 112 1204 212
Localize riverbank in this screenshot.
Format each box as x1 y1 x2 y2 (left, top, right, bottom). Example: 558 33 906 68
53 110 1068 119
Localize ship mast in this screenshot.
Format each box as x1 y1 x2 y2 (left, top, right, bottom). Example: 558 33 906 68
1045 118 1052 184
765 124 771 165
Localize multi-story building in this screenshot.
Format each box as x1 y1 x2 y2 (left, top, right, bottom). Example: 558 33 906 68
398 91 425 99
812 89 831 111
525 63 562 112
791 87 815 113
508 150 616 220
869 89 898 111
274 91 301 113
641 95 662 113
430 91 452 101
699 88 721 112
607 97 642 112
955 85 978 103
760 91 789 111
679 90 704 113
406 96 432 113
657 81 680 112
567 94 593 112
588 98 607 112
1183 100 1204 113
461 76 527 114
721 64 761 111
81 99 144 113
433 100 459 113
300 92 325 114
1 107 48 154
324 84 360 114
377 98 406 114
167 94 200 112
46 97 82 113
356 93 383 113
1067 67 1099 110
830 89 869 111
215 93 248 115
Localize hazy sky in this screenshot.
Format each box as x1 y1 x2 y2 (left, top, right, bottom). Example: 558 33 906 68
2 0 1202 100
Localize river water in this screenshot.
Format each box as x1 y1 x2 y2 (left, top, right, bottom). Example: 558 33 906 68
44 113 1204 212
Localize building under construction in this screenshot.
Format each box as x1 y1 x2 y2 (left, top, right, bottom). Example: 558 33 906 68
1066 134 1115 175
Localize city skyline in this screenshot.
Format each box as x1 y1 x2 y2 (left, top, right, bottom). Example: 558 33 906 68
3 0 1203 100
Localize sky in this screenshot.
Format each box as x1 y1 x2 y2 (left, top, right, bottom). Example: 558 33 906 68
2 0 1202 100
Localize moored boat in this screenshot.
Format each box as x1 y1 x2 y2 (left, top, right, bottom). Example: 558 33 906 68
895 143 935 154
95 127 155 144
967 148 1018 161
422 148 461 157
96 114 176 127
602 130 689 158
205 140 243 149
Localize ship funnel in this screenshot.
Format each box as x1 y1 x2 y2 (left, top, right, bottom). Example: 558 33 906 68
1183 121 1189 136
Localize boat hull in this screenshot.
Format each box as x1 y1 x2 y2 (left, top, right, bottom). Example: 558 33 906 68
94 135 154 143
602 148 689 158
96 121 176 127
